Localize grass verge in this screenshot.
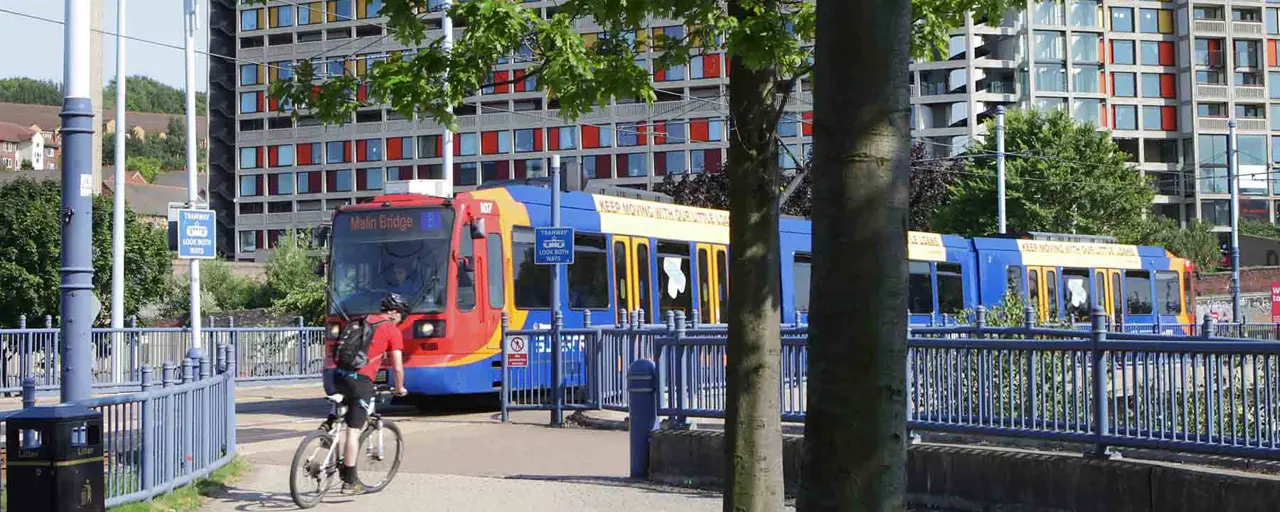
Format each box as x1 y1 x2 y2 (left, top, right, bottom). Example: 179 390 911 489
109 457 248 512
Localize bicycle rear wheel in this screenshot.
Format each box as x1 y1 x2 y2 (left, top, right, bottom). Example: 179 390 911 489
290 429 338 508
357 418 403 492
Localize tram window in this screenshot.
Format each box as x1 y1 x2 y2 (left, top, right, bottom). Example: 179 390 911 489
636 243 652 320
716 250 729 320
1094 271 1104 304
793 253 812 314
1125 270 1153 314
1183 271 1192 316
1155 270 1179 315
1045 270 1059 318
698 248 712 323
937 263 964 314
457 230 476 311
486 233 504 309
512 227 551 308
908 261 933 314
568 233 609 309
613 241 628 316
656 241 692 317
1028 269 1040 312
1006 266 1023 296
1112 273 1122 319
1062 269 1090 322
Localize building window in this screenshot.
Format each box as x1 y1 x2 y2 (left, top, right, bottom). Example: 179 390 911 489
662 151 687 174
239 92 260 114
1069 0 1099 27
1033 1 1064 25
457 133 478 156
239 231 258 253
1200 134 1229 193
1112 72 1136 97
1111 7 1133 31
417 135 441 158
1111 40 1135 65
1072 99 1102 126
326 141 349 164
1113 105 1137 130
1072 65 1099 93
356 138 383 162
269 5 295 28
1139 9 1173 34
240 64 261 86
455 162 478 186
327 169 354 192
239 175 260 197
240 9 262 31
514 129 540 153
297 171 319 194
239 147 260 169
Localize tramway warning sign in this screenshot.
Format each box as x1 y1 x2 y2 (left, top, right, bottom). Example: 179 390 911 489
506 335 529 368
534 227 574 265
176 208 216 259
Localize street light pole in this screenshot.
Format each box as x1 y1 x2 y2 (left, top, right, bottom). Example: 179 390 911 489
441 0 453 187
996 106 1006 234
185 0 204 360
1229 119 1242 323
111 0 128 383
60 0 96 402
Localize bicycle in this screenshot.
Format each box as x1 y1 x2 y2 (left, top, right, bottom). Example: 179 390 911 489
289 377 405 509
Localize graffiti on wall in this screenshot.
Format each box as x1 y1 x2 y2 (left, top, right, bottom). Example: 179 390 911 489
1196 294 1273 323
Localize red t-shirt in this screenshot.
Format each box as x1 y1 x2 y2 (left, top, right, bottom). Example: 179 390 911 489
357 314 404 381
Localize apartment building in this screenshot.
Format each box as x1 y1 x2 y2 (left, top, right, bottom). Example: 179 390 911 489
211 0 1270 260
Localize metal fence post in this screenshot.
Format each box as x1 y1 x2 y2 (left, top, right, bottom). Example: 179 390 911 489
129 315 139 382
183 358 195 475
690 308 700 330
162 363 175 482
974 306 986 336
140 365 154 493
297 316 306 376
216 343 228 374
637 308 647 327
1204 313 1216 340
671 311 688 428
229 317 239 379
15 314 26 388
500 312 510 423
551 309 564 427
21 377 35 409
665 310 676 332
1025 305 1038 429
628 358 658 479
1089 307 1115 459
225 342 237 457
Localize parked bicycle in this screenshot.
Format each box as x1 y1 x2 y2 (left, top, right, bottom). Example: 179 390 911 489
289 375 404 508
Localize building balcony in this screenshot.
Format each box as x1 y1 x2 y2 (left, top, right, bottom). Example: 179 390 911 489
1232 21 1265 37
1193 20 1227 33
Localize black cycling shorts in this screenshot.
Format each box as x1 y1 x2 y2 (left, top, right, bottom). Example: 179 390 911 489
333 371 375 429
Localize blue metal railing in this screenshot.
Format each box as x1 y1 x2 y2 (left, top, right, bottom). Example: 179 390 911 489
0 323 326 392
0 343 238 508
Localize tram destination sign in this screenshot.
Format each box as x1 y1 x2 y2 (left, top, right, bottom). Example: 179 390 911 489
335 208 454 241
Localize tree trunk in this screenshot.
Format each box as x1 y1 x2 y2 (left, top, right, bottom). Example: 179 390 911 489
723 1 785 510
799 0 911 509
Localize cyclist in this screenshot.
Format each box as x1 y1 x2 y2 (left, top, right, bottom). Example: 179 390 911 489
331 293 409 491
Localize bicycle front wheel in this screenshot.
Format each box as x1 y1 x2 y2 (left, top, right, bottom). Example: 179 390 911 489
290 429 338 508
357 418 403 492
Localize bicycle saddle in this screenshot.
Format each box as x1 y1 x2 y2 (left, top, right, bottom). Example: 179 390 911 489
326 394 345 404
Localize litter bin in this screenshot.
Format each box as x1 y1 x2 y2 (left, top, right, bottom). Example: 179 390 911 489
5 404 104 512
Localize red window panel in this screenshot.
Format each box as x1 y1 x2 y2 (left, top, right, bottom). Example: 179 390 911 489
1100 71 1108 95
724 58 731 77
356 169 368 190
615 154 628 176
690 118 710 141
653 122 667 145
1160 74 1176 98
495 71 510 94
1208 39 1222 66
256 92 265 113
342 141 352 162
594 155 612 178
267 146 279 167
325 170 337 191
1099 103 1108 128
485 160 510 182
513 70 527 92
548 127 561 151
297 143 313 165
654 67 666 81
654 152 667 176
704 54 722 78
1269 40 1279 67
308 171 322 192
532 128 544 151
1161 106 1177 131
387 137 403 160
705 149 723 173
269 96 280 112
256 231 264 249
356 84 369 102
1158 41 1175 66
582 125 601 148
636 122 648 146
257 147 266 168
802 112 813 136
1100 39 1107 66
481 131 500 154
416 165 430 179
356 140 368 162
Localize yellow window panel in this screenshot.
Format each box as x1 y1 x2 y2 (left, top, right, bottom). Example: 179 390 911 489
1157 10 1173 33
582 32 599 48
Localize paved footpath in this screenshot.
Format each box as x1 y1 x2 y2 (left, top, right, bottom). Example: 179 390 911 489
200 384 794 511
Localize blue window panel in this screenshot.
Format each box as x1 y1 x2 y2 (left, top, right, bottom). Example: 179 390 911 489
334 170 354 192
326 141 346 164
239 176 259 196
240 64 259 86
240 10 260 31
458 133 478 156
239 92 259 114
515 129 537 153
665 151 687 174
626 153 648 177
240 147 258 169
559 126 578 149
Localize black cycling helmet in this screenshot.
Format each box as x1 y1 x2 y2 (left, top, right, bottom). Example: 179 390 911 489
380 293 409 315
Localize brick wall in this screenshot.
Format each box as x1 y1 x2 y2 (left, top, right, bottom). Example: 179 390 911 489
1196 266 1280 296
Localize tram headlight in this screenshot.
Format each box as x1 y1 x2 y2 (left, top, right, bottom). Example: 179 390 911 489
326 322 342 340
413 320 444 339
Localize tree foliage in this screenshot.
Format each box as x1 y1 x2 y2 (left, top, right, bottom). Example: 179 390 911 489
654 141 958 229
1121 216 1222 272
933 108 1154 237
264 230 326 325
0 76 207 114
103 119 206 174
0 178 170 326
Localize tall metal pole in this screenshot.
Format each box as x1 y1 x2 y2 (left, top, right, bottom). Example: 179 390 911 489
441 0 454 187
111 0 128 384
60 0 96 403
185 0 204 360
550 153 563 426
996 105 1007 234
1229 119 1242 323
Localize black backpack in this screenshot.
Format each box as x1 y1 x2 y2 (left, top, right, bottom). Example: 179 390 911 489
332 317 386 373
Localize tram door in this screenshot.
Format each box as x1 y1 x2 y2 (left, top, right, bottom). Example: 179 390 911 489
612 235 654 325
695 244 729 324
1094 269 1123 326
1026 266 1061 323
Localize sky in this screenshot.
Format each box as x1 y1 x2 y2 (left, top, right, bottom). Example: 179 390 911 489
0 0 210 91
